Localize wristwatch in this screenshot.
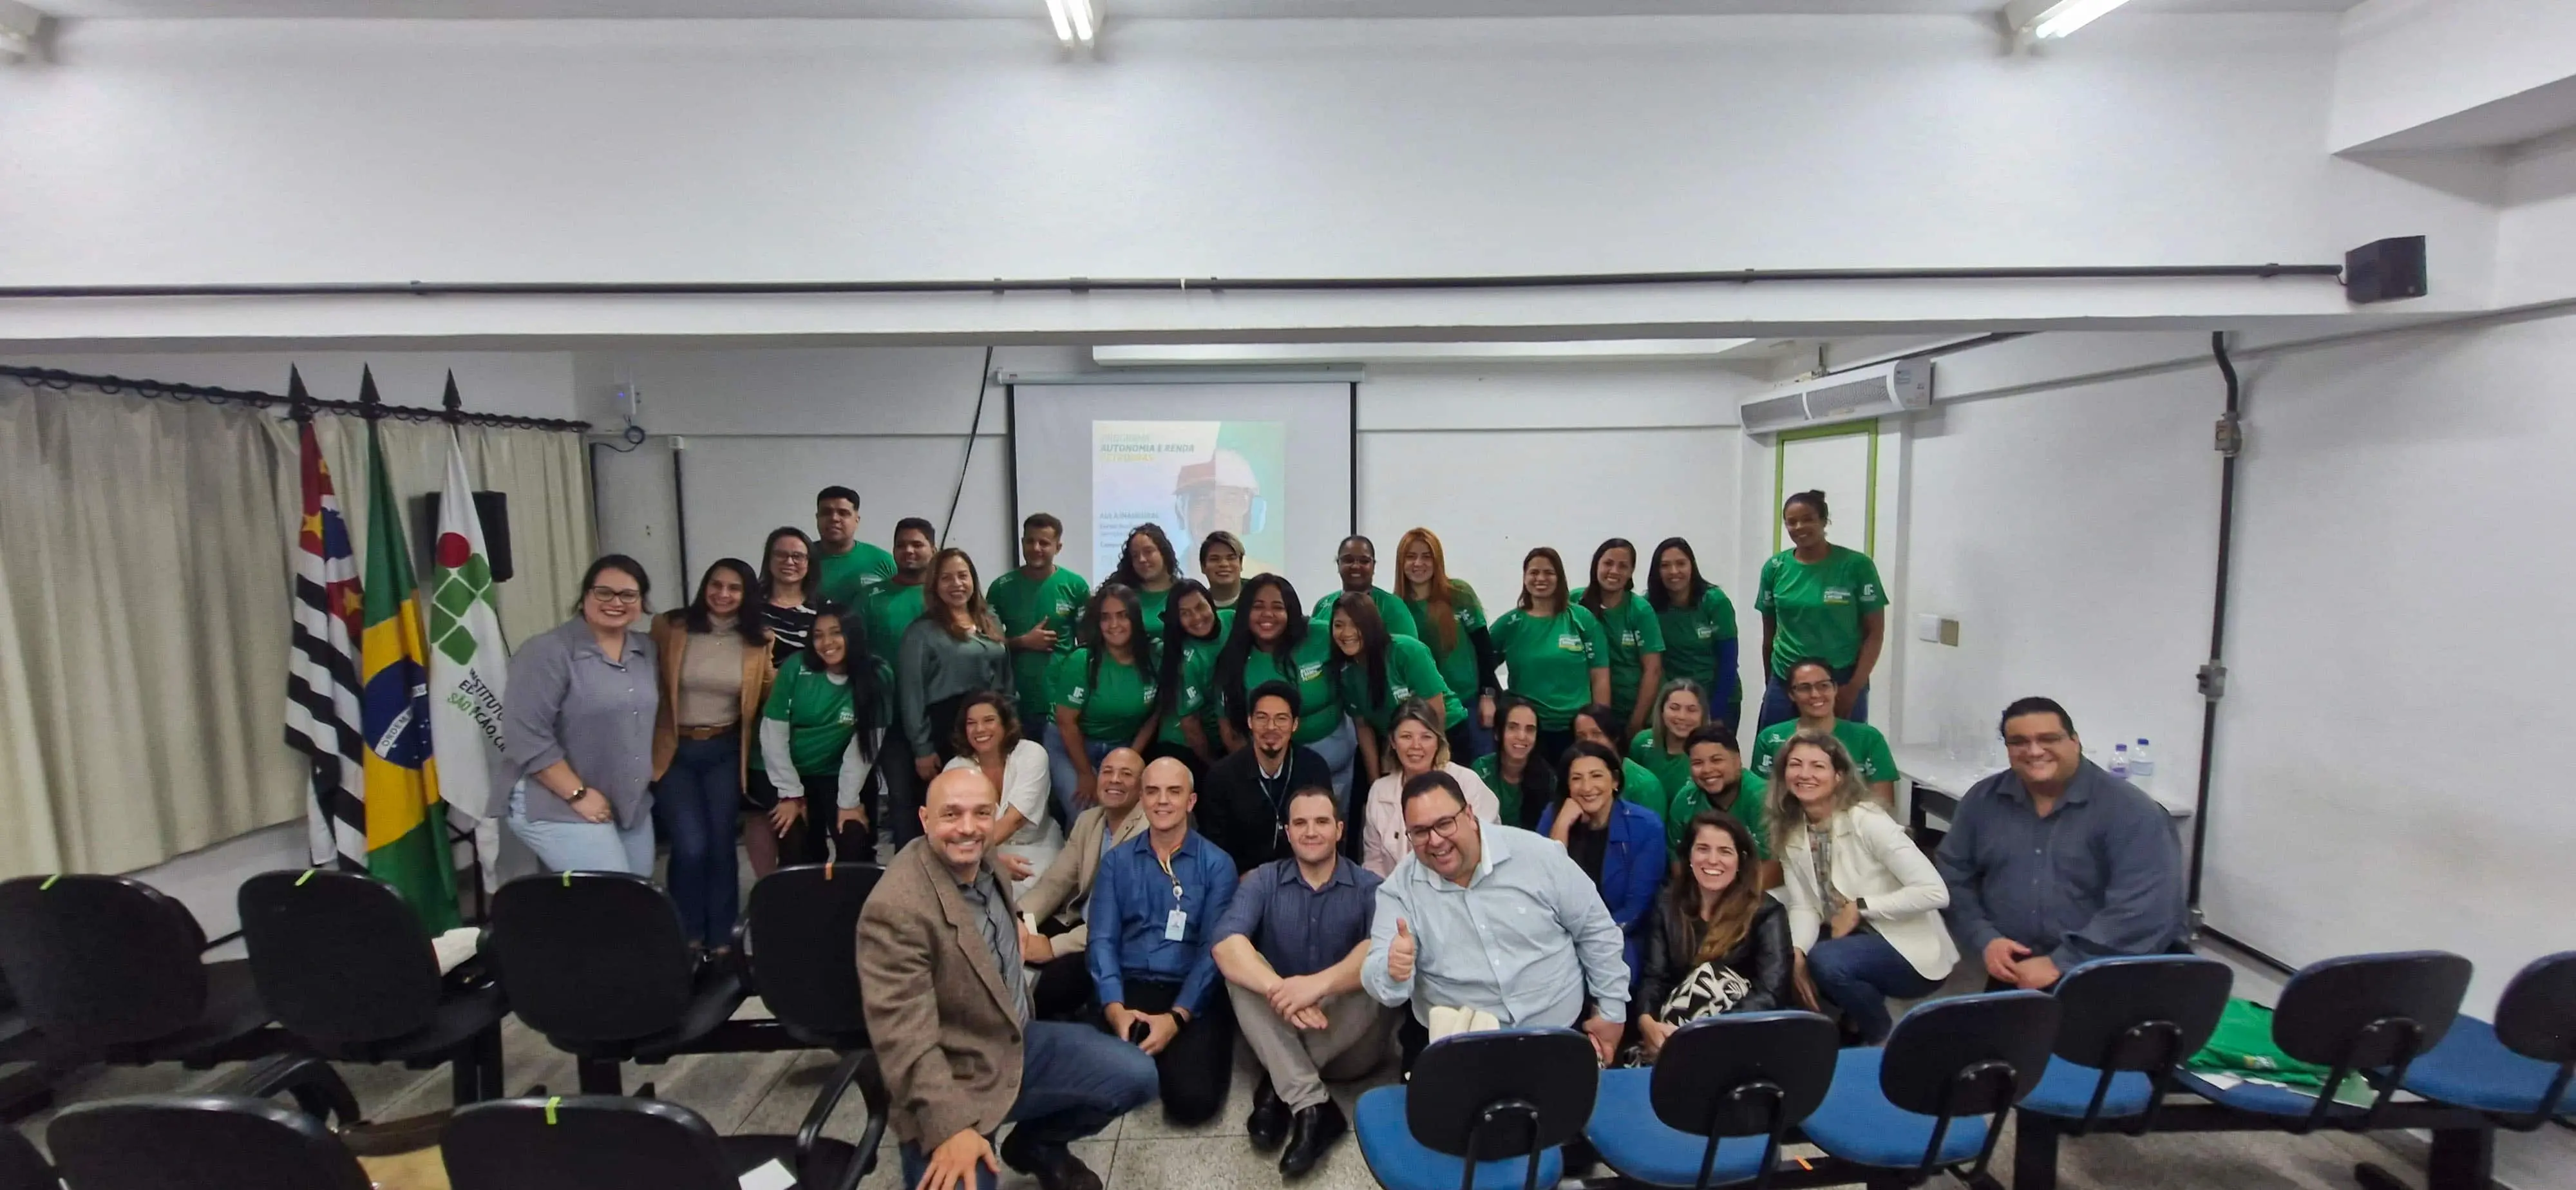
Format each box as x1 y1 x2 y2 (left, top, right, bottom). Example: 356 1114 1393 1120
1853 897 1870 914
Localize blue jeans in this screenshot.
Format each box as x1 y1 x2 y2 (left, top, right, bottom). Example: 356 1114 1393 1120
1806 931 1941 1046
1446 715 1492 767
1756 665 1870 732
1045 722 1116 826
506 785 656 876
1307 717 1358 815
897 1021 1159 1190
652 735 742 947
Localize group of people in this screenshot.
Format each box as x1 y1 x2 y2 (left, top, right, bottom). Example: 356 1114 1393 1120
495 483 2193 1190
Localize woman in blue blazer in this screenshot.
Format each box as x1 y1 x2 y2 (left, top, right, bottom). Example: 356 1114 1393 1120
1539 739 1669 983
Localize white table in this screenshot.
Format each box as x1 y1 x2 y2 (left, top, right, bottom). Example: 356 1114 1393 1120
1893 742 2193 837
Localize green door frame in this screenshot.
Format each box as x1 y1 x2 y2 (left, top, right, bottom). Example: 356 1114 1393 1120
1770 419 1882 556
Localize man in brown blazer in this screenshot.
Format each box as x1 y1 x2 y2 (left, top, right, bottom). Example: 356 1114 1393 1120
1016 746 1149 1019
861 768 1159 1190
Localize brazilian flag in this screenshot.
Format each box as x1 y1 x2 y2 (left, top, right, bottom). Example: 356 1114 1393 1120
360 416 462 932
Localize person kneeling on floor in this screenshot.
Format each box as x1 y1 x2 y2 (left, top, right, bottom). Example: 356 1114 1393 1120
1089 757 1242 1128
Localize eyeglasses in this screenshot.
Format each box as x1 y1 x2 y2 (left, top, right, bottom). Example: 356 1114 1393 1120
1403 813 1468 845
2003 733 2070 751
769 550 808 563
1787 681 1836 695
588 587 643 605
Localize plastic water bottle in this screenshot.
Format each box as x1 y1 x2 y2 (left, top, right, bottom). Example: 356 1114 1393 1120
2130 739 2155 789
2109 743 2130 781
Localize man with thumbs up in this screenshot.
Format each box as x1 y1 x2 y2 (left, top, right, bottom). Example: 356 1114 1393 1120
1362 770 1630 1066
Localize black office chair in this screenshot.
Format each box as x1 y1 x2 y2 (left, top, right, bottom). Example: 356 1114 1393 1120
238 869 511 1107
2353 951 2576 1190
443 1093 866 1190
0 1124 53 1190
46 1094 372 1190
2009 956 2233 1190
736 863 891 1179
1584 1011 1841 1190
1354 1028 1600 1190
0 874 274 1067
486 873 748 1094
1801 990 2061 1189
2174 950 2472 1133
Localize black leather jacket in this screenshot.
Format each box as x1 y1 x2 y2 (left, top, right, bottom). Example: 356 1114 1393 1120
1637 895 1795 1019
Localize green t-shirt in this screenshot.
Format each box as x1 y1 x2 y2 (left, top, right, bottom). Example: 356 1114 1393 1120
1628 728 1696 819
1654 589 1739 697
1574 588 1665 723
1748 717 1898 786
1312 587 1421 641
1156 636 1224 748
1618 757 1667 823
1049 647 1159 744
762 653 856 777
988 565 1090 726
1471 752 1529 828
1405 583 1490 709
1337 634 1466 732
862 581 926 671
1754 545 1886 678
1487 605 1607 731
811 541 896 612
1693 771 1770 861
1133 586 1171 637
1233 634 1343 745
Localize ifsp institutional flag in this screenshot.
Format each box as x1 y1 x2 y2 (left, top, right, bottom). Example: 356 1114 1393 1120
360 408 463 932
427 422 510 892
282 395 369 869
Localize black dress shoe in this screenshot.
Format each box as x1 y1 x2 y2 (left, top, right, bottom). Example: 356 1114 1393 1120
999 1128 1104 1190
1278 1100 1347 1178
1246 1075 1290 1151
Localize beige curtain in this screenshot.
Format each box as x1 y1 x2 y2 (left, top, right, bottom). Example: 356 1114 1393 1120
0 386 594 881
0 388 304 878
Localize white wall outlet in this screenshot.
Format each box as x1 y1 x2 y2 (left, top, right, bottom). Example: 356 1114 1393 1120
1915 613 1960 646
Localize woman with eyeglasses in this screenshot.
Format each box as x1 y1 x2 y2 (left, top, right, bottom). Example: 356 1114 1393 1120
1359 699 1498 876
500 555 662 875
1575 538 1665 739
761 601 890 865
1769 731 1952 1045
1747 658 1897 808
1537 740 1666 985
755 526 820 666
1326 594 1460 788
1469 694 1557 831
1108 522 1182 636
1485 547 1609 768
1756 490 1886 730
1048 584 1162 822
649 558 772 950
1394 527 1499 764
1646 537 1741 737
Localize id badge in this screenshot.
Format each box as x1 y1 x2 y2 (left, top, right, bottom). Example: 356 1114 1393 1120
1164 909 1188 941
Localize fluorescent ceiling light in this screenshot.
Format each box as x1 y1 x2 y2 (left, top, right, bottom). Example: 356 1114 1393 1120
2002 0 2132 42
1041 0 1072 44
1095 339 1761 366
1042 0 1096 48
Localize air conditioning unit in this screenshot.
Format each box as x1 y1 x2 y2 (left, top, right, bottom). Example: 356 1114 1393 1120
1738 358 1933 439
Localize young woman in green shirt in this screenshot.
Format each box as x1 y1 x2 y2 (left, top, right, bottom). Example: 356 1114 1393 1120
1046 583 1160 821
1485 547 1609 768
1576 537 1665 739
1107 522 1182 635
1646 537 1741 737
1747 657 1897 808
1755 489 1887 730
1325 594 1461 786
1395 527 1501 764
758 603 889 865
1470 694 1558 830
1150 579 1226 777
1628 677 1710 831
1213 572 1355 804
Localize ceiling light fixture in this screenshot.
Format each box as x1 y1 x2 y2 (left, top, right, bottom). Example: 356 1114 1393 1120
1041 0 1097 49
2002 0 2132 44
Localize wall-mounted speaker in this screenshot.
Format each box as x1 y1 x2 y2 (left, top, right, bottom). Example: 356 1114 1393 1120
2344 236 2427 305
416 490 515 583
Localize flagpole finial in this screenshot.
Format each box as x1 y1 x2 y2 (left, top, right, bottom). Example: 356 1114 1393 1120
286 365 314 424
357 364 384 422
442 370 464 425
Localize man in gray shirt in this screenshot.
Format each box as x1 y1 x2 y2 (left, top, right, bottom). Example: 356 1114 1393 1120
1361 771 1628 1065
1935 697 2188 990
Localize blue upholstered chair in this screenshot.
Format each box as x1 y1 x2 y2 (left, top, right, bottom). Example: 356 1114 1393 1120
1799 990 2058 1188
2353 951 2576 1190
2172 950 2470 1133
1584 1011 1838 1190
1354 1028 1598 1190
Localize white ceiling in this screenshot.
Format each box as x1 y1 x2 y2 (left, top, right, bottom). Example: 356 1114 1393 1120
35 0 2363 19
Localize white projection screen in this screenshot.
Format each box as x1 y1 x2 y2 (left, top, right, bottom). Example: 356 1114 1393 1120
1010 381 1354 601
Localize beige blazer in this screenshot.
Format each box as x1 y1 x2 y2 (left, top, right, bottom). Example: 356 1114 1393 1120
648 610 773 784
1777 802 1958 981
858 839 1027 1148
1017 804 1147 954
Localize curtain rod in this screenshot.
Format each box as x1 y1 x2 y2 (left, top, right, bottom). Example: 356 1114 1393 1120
0 263 2347 300
0 364 592 432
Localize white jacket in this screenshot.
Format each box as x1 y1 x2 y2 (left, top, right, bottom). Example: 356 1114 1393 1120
1777 802 1958 981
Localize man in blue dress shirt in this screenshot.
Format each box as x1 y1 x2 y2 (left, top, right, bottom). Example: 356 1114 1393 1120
1090 756 1241 1126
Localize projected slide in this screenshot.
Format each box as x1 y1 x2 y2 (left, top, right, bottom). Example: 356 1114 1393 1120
1092 420 1287 581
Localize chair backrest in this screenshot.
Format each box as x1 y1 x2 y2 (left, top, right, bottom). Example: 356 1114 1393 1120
238 870 444 1046
0 1124 53 1190
1651 1011 1839 1138
1407 1028 1600 1161
1878 991 2061 1119
0 875 213 1048
2492 951 2576 1064
2273 951 2472 1070
46 1095 372 1190
487 873 694 1043
443 1095 740 1190
743 863 883 1043
2052 955 2235 1072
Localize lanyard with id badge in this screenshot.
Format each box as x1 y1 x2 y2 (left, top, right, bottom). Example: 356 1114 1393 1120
1157 849 1189 941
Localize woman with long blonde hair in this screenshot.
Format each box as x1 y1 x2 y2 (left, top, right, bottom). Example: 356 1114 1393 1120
1767 730 1953 1044
1394 527 1500 762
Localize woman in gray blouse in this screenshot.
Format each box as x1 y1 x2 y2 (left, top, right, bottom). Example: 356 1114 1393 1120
898 547 1014 784
500 555 661 875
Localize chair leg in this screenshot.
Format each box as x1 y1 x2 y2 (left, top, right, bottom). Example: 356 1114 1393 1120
236 1053 363 1130
576 1057 623 1095
2012 1113 2061 1190
2354 1164 2414 1190
478 1027 507 1102
2421 1126 2494 1190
